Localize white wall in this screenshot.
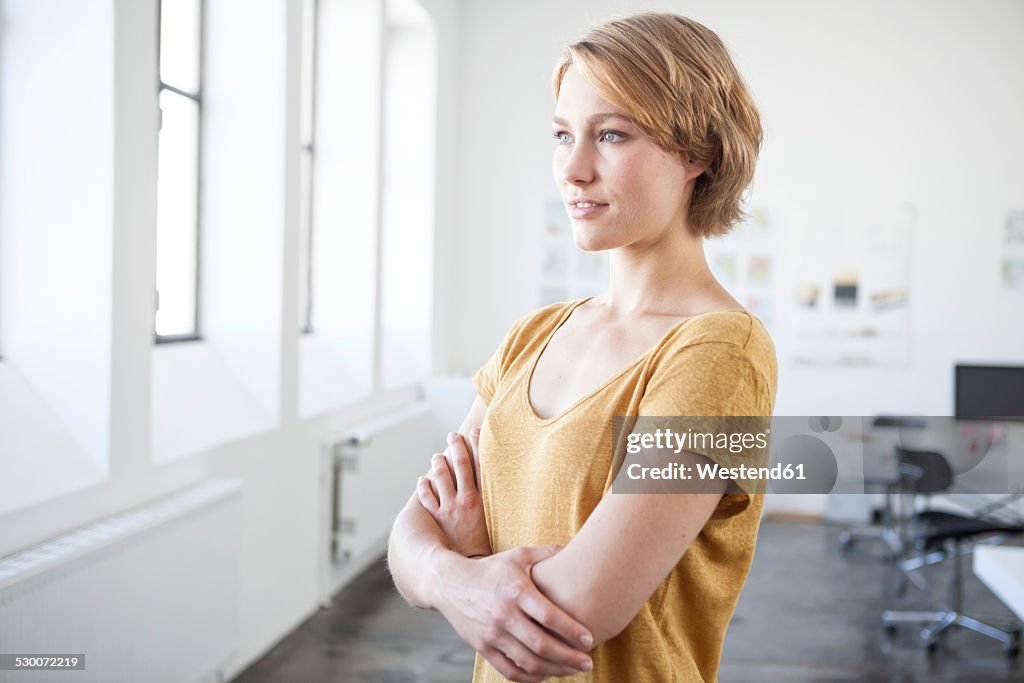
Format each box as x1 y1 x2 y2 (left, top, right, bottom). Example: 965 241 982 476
447 0 1024 422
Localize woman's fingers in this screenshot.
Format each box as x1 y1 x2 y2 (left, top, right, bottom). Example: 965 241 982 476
510 546 595 652
469 427 483 489
484 546 594 675
416 475 439 515
501 616 594 676
431 549 591 680
516 586 594 654
487 635 579 681
445 432 477 494
430 452 456 502
483 633 582 683
479 647 547 683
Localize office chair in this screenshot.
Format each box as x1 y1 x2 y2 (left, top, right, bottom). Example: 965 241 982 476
880 446 1023 655
839 416 926 559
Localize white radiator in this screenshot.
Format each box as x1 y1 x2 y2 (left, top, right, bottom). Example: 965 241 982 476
0 478 241 683
320 401 445 600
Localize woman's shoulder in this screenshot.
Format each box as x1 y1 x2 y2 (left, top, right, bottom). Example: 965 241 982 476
659 308 777 386
669 308 770 347
641 308 778 416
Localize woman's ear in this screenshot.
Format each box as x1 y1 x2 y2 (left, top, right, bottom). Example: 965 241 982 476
681 155 706 182
684 161 706 182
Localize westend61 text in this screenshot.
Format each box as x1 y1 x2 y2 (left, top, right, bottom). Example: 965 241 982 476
626 462 805 481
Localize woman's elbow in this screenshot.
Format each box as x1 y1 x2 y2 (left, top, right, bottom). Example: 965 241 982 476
544 581 632 649
581 606 632 649
386 506 426 608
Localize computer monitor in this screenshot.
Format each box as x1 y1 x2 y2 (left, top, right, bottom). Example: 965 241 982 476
955 364 1024 421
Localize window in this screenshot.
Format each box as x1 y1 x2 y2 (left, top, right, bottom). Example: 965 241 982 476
298 0 317 335
155 0 203 342
0 0 115 512
379 3 436 390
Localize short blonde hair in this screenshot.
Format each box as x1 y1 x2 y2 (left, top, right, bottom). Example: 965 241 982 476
553 12 762 238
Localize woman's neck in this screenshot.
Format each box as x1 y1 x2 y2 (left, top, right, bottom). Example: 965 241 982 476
595 230 730 319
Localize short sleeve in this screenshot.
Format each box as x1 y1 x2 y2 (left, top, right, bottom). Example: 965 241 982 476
471 311 536 405
472 346 502 405
637 341 774 521
639 342 772 418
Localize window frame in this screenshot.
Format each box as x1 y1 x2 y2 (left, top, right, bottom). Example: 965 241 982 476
154 0 205 345
299 0 319 336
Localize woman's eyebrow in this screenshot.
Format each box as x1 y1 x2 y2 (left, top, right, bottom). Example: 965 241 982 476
551 113 633 126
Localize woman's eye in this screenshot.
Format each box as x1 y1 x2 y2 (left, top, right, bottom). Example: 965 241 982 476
552 130 572 145
599 130 626 143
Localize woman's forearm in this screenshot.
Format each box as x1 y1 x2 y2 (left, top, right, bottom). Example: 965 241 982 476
386 494 455 609
389 491 597 679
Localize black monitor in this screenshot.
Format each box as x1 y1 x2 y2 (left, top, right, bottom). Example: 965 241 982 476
955 364 1024 421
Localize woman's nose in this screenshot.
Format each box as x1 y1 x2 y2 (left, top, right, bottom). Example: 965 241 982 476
559 142 596 185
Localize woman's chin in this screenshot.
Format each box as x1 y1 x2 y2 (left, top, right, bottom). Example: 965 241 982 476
572 230 615 252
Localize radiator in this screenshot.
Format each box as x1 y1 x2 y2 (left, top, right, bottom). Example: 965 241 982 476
0 478 241 683
323 402 443 577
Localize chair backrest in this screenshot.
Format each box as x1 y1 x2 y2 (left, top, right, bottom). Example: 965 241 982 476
895 446 954 494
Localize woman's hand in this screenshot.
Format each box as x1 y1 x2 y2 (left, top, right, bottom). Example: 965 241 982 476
428 545 595 682
417 430 492 558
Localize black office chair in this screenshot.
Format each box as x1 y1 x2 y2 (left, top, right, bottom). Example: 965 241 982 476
839 416 926 559
880 446 1023 655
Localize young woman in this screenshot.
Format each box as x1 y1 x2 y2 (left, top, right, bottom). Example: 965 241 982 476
388 12 776 682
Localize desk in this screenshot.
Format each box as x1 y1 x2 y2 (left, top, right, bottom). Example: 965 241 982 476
974 546 1024 621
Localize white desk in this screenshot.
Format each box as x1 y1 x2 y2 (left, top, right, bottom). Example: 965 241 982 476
974 546 1024 621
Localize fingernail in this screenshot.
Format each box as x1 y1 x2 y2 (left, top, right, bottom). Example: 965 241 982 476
580 658 593 671
581 633 593 649
471 427 481 438
446 432 456 444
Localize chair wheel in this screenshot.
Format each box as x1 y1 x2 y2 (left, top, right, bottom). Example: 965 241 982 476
883 623 898 636
926 640 941 655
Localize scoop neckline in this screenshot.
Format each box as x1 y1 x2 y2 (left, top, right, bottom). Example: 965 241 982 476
523 297 749 425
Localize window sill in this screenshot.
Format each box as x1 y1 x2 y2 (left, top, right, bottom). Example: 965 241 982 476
151 341 275 463
298 332 374 420
0 363 107 516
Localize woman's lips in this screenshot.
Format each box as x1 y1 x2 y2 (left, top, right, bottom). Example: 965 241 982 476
569 203 608 219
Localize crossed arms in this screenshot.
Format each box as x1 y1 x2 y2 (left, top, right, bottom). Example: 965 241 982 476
386 394 727 681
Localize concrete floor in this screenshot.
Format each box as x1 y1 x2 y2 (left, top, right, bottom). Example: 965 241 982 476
233 519 1024 682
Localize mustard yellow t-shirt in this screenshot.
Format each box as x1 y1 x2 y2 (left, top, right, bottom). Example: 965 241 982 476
470 297 778 683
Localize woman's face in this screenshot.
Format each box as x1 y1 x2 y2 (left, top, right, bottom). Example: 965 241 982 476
552 66 704 251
